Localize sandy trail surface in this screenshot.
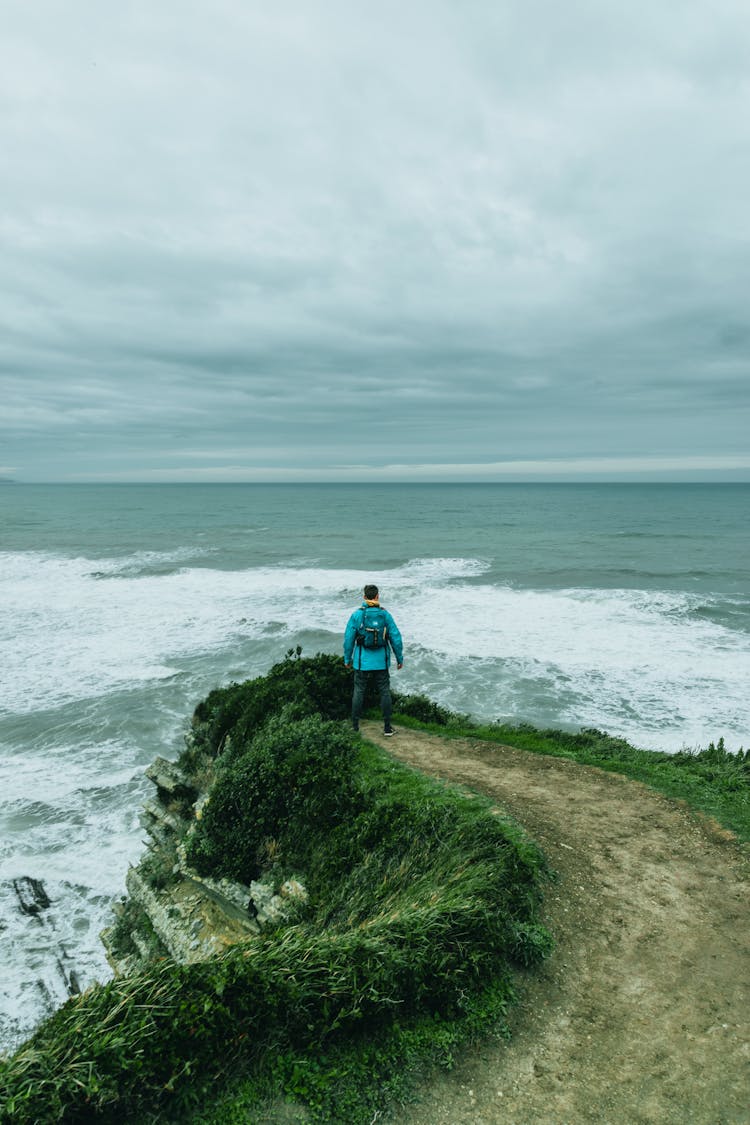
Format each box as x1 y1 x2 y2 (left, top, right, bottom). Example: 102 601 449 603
359 722 750 1125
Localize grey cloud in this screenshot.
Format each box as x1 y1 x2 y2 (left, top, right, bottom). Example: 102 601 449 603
1 1 749 480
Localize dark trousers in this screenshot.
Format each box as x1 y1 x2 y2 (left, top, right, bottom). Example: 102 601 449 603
352 668 392 728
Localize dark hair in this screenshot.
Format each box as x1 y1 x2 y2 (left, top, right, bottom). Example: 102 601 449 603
363 584 379 600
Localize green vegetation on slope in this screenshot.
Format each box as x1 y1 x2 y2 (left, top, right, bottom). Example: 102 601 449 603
0 655 550 1123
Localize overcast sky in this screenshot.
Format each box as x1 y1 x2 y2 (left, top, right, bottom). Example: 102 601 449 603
2 1 749 482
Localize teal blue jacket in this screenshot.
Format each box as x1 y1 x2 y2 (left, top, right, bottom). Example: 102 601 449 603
344 602 403 671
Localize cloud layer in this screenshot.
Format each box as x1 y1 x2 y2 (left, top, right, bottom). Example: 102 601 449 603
2 1 749 480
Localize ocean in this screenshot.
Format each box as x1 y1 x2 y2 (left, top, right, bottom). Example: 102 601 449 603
1 481 748 1051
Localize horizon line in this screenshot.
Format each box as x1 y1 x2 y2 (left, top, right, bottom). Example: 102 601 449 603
5 476 750 486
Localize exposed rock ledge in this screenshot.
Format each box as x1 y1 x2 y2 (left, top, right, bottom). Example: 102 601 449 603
101 740 307 976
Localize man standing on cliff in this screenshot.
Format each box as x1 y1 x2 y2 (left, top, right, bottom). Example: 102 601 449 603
344 584 403 735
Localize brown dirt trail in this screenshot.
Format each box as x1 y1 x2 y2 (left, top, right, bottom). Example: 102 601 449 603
359 721 750 1125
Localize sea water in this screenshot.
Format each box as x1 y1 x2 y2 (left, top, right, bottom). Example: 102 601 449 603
1 482 748 1050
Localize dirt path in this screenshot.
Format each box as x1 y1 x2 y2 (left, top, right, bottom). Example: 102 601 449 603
360 722 750 1125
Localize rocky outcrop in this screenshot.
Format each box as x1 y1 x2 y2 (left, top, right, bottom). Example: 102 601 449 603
145 756 199 801
101 735 307 976
12 877 51 917
122 866 258 964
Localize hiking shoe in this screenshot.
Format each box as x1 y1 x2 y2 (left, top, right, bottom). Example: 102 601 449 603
352 722 360 732
383 726 394 737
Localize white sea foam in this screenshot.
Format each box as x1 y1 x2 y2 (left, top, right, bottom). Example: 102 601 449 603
2 551 748 749
393 581 750 751
0 731 149 1052
0 875 116 1052
0 552 487 714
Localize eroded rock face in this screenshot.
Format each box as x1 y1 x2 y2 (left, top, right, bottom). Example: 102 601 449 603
101 741 307 977
123 867 259 964
144 757 199 802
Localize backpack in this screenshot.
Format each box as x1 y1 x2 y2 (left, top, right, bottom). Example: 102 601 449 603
356 606 388 650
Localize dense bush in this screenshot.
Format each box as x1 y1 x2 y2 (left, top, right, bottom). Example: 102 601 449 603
189 650 352 759
186 708 363 882
390 690 463 727
187 707 547 941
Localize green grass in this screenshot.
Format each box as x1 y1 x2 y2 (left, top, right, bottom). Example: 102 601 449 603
194 974 515 1124
391 692 750 844
0 657 550 1124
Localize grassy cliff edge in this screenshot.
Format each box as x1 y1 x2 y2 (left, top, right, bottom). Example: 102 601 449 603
0 655 551 1123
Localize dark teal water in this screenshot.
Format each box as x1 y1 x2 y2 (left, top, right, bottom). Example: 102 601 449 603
2 481 748 590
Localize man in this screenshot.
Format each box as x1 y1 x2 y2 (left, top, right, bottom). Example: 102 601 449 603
344 584 403 735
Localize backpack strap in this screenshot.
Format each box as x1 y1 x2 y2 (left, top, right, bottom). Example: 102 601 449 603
358 605 372 657
356 606 368 669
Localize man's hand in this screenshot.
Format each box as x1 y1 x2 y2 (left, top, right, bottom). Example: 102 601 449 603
397 663 403 670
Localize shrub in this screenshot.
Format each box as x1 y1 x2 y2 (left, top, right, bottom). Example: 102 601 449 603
390 691 462 727
186 709 362 883
187 652 352 760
